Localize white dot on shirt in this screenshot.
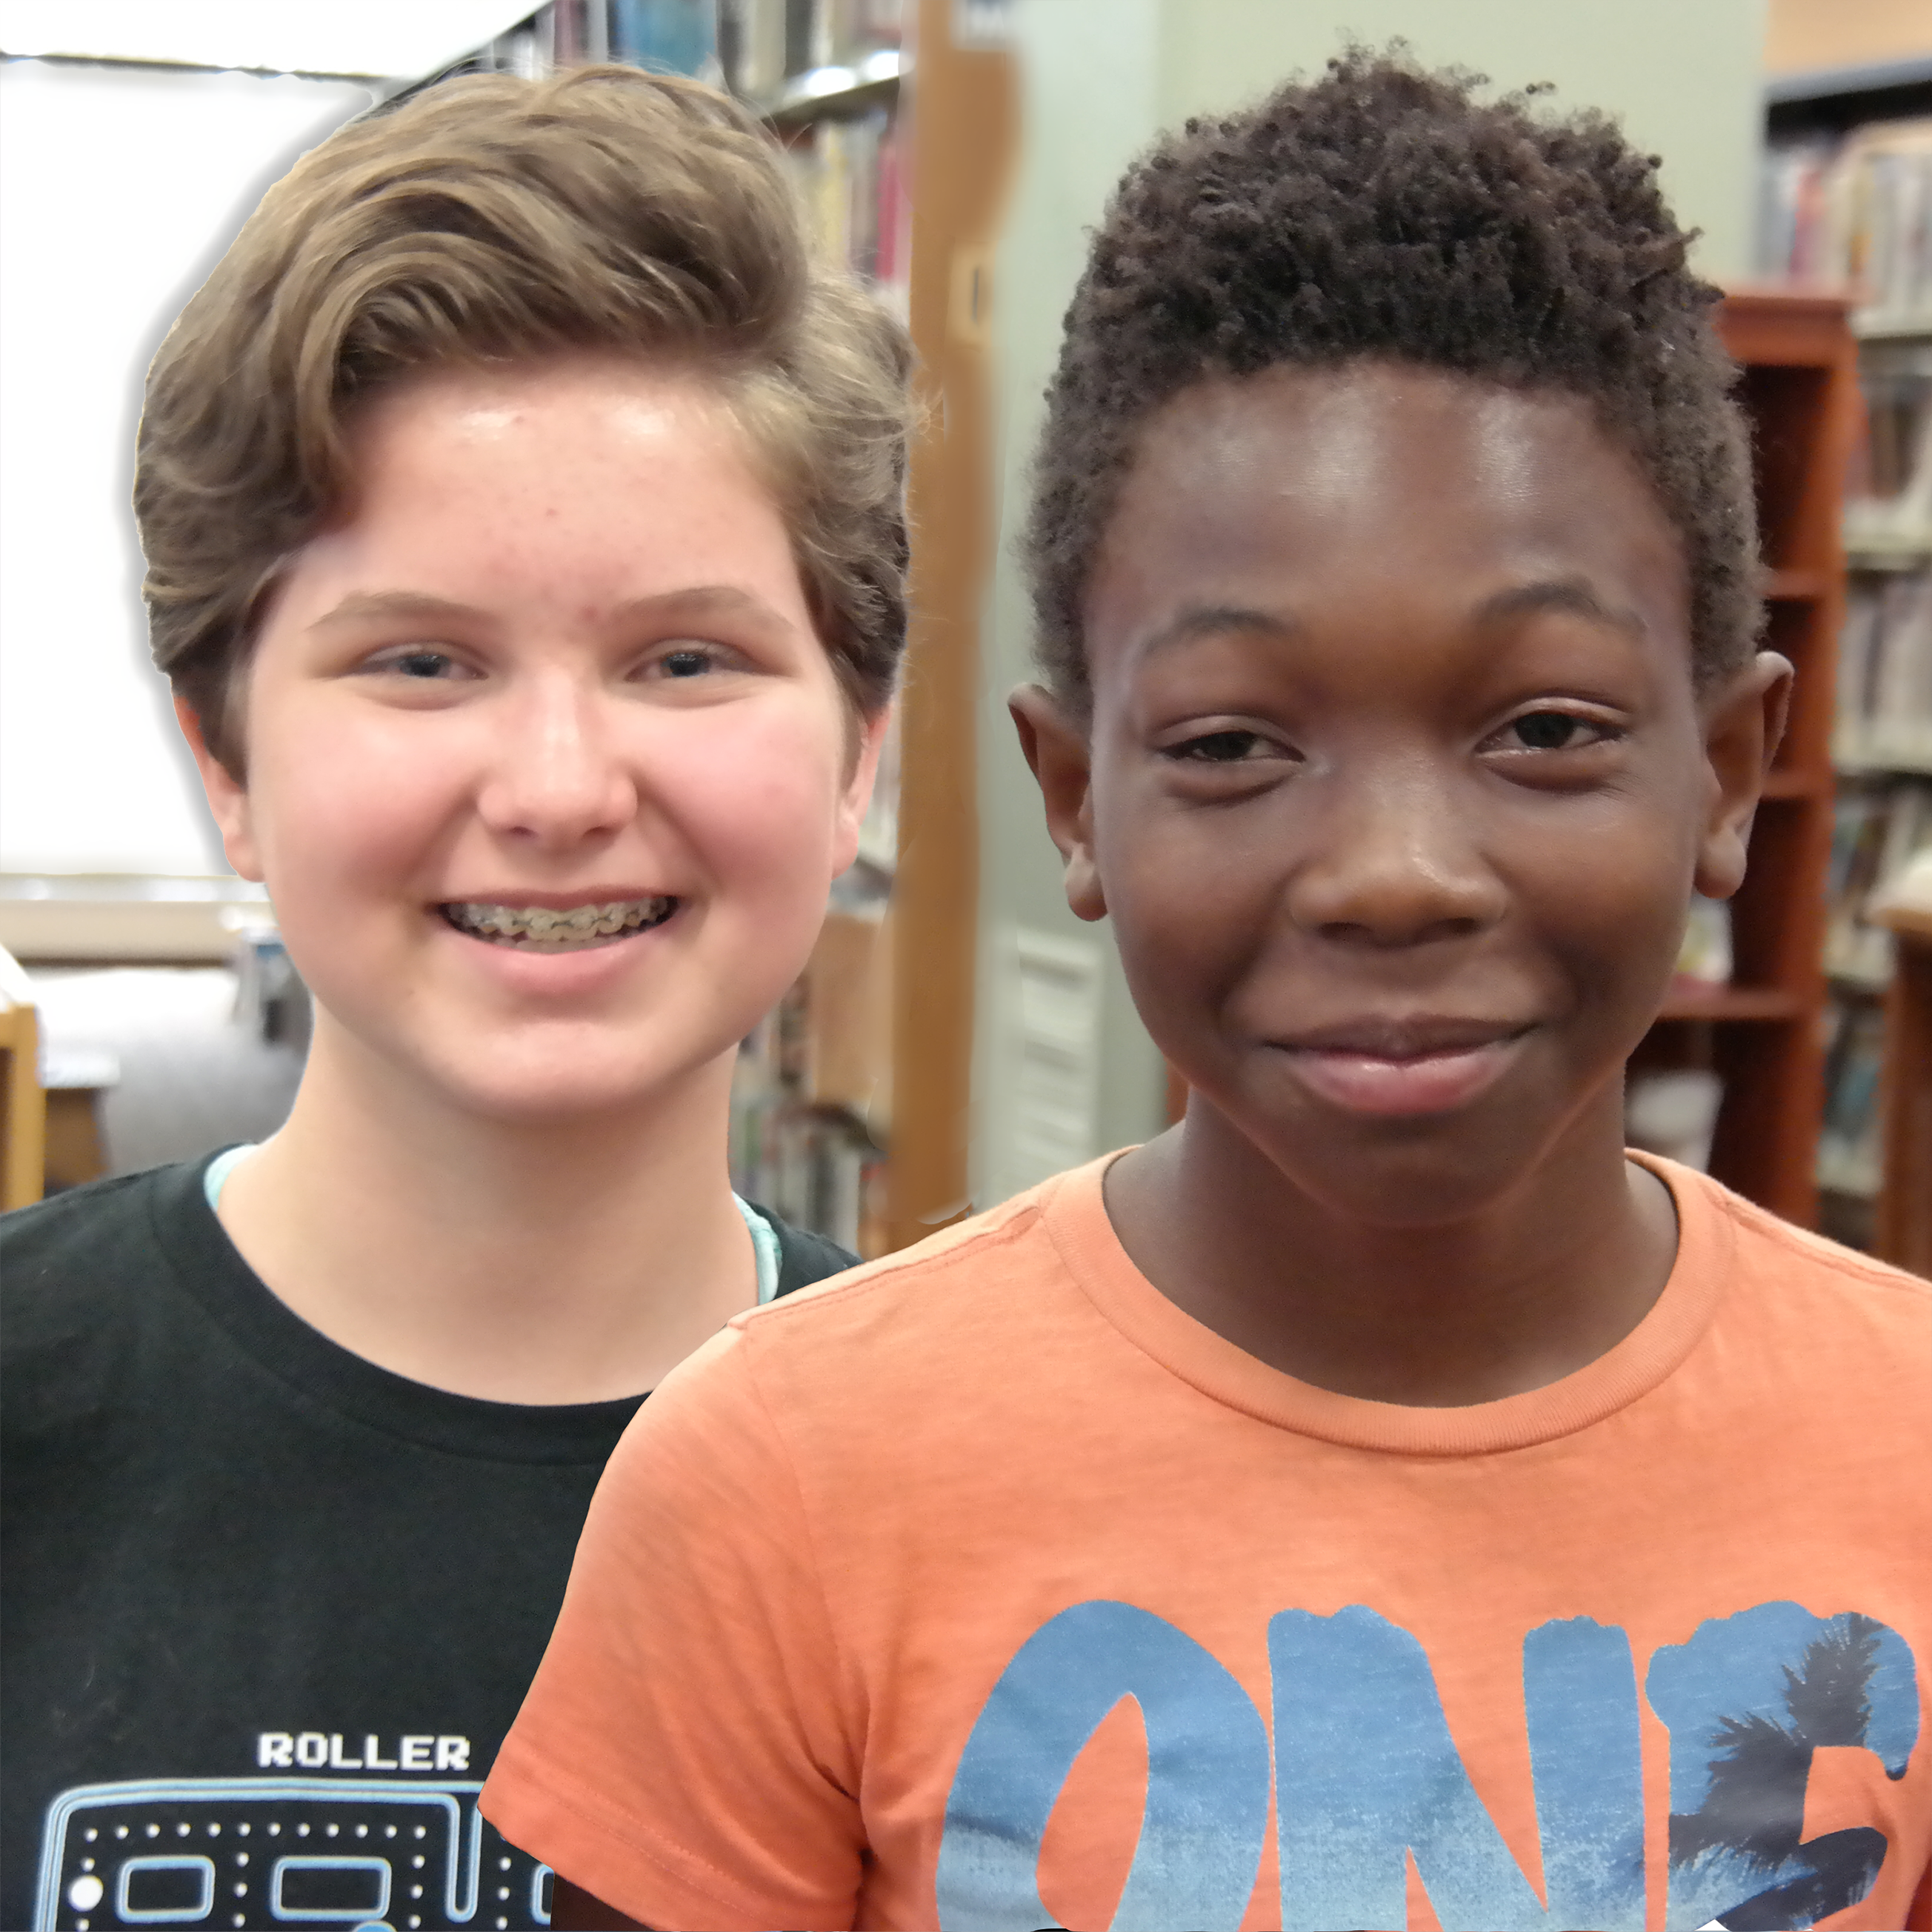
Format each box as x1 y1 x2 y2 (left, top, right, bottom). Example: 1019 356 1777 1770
66 1876 105 1912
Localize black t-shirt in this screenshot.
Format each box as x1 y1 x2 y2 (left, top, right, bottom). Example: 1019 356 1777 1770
1 1154 853 1932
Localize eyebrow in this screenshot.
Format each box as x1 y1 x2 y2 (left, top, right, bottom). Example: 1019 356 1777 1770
1133 578 1644 660
308 584 787 634
1135 604 1299 659
1472 579 1646 637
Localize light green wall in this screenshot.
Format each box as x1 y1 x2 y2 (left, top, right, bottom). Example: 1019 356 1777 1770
971 0 1768 1199
973 0 1167 1203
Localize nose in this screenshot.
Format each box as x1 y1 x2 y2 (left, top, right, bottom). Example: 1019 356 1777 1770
474 671 638 850
1284 756 1507 947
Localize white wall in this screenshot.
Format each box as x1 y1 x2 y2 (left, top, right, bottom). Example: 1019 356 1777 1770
972 0 1770 1198
0 59 373 876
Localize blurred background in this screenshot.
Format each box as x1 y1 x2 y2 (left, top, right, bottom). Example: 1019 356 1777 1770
0 0 1927 1272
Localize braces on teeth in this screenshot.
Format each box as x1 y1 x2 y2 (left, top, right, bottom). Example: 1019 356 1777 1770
443 899 675 947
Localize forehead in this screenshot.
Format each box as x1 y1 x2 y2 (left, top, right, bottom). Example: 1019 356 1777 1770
285 356 802 608
1084 361 1691 685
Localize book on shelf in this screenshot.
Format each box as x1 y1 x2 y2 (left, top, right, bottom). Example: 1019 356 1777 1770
1825 778 1932 986
1836 570 1932 770
1816 998 1886 1200
479 1 907 88
782 104 910 303
539 0 713 74
717 0 902 99
1845 332 1932 556
1756 116 1932 325
730 906 893 1254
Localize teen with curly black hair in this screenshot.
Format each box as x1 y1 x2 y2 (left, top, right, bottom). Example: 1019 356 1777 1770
490 53 1932 1932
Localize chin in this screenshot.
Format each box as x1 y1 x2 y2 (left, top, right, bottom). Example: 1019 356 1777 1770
1240 1100 1571 1233
392 1029 725 1128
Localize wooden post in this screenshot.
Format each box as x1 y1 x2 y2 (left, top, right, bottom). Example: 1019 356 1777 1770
885 0 1017 1250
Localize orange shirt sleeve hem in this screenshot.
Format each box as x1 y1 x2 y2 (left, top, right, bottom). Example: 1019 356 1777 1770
482 1735 846 1932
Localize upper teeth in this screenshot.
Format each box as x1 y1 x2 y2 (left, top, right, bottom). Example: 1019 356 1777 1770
447 899 672 945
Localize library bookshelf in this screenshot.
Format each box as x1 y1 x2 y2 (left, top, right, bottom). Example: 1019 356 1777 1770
727 0 1014 1256
1630 292 1859 1228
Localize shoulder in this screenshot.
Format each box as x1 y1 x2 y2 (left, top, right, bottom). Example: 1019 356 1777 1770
0 1162 195 1313
742 1169 1073 1335
1 1159 213 1419
1665 1159 1931 1339
691 1171 1091 1432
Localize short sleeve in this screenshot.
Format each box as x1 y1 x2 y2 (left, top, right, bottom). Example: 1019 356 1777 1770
481 1325 863 1931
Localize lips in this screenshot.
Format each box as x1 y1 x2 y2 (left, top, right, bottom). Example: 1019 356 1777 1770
1271 1015 1533 1116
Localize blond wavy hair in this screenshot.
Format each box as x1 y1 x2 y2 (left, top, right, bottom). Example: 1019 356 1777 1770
136 64 913 773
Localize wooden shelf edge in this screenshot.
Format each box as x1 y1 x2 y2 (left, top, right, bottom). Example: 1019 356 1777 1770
1653 985 1806 1022
761 67 901 129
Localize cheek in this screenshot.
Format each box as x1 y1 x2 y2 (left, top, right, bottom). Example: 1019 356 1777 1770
249 714 467 896
652 701 851 897
1509 794 1698 988
1093 765 1276 1009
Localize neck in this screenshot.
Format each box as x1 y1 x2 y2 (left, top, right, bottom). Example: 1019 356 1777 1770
1105 1090 1677 1407
216 1011 755 1405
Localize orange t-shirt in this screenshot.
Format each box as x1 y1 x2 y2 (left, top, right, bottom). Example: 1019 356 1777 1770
483 1156 1932 1932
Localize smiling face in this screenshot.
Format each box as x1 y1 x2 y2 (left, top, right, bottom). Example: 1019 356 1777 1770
187 356 880 1125
1019 362 1781 1228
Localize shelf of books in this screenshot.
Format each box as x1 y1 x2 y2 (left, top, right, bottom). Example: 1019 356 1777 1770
1750 94 1932 1260
1626 293 1856 1228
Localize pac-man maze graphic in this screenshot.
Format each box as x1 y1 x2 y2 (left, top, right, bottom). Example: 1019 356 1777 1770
33 1780 553 1931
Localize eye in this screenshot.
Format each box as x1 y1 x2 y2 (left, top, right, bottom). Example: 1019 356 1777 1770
1168 729 1272 763
1494 709 1613 753
365 647 470 681
636 641 738 682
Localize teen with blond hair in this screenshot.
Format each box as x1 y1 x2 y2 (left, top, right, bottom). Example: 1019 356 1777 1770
1 66 907 1932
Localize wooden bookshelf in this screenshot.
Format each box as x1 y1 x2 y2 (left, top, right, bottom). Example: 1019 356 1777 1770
1630 291 1860 1227
1874 901 1932 1275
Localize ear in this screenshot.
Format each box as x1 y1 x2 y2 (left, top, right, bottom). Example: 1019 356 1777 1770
1008 683 1106 922
1693 650 1793 901
830 701 893 876
175 696 264 882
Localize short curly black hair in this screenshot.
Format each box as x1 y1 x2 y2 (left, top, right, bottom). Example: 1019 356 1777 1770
1024 50 1758 709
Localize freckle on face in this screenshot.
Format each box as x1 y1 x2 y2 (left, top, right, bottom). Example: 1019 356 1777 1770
1080 362 1705 1223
